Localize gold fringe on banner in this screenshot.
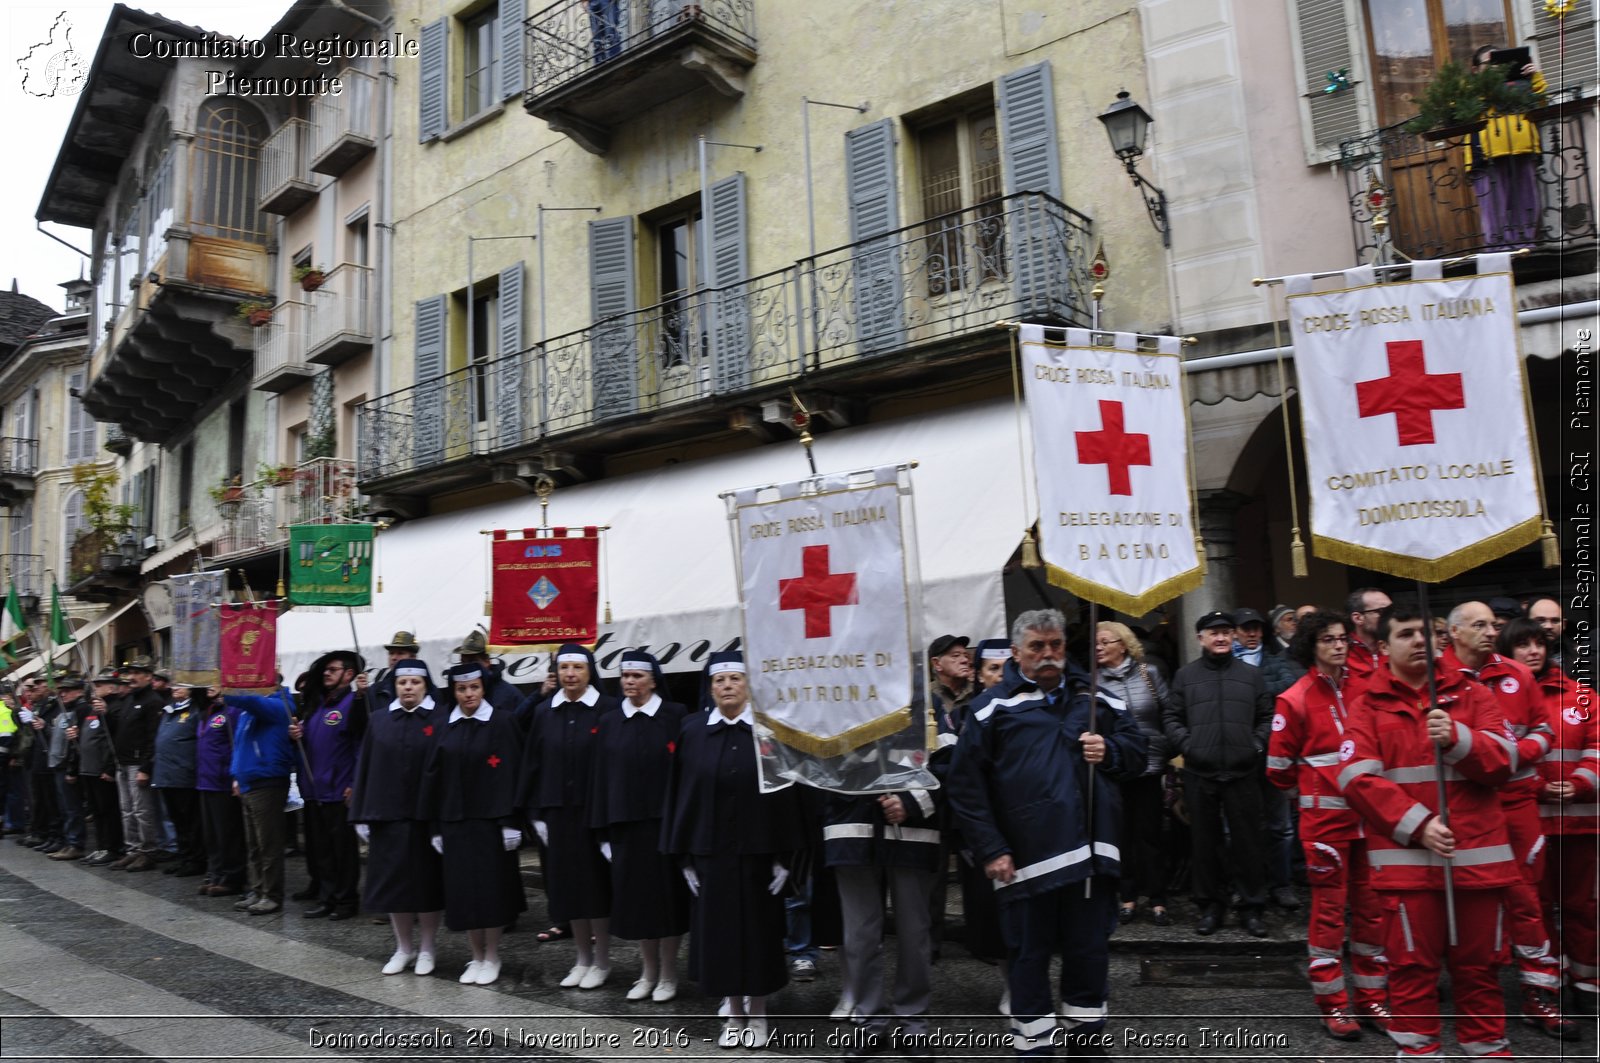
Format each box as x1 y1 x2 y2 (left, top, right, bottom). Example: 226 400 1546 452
755 707 912 759
1043 559 1207 619
1313 516 1542 583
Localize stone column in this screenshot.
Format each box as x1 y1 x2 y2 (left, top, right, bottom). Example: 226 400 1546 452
1179 488 1246 663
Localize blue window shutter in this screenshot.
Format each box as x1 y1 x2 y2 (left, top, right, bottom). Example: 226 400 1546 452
588 216 637 420
413 294 448 466
707 172 749 394
844 118 904 353
997 60 1061 198
500 0 526 99
494 262 526 447
419 19 448 141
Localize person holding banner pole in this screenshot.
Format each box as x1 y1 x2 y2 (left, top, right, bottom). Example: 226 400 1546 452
1338 602 1518 1059
349 658 445 977
518 643 618 990
589 650 689 1002
661 651 804 1050
946 609 1146 1058
419 662 527 985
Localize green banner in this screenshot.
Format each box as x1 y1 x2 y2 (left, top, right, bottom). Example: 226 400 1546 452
288 524 374 606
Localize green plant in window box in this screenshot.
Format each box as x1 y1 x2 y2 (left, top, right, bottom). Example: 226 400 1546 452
1403 60 1545 137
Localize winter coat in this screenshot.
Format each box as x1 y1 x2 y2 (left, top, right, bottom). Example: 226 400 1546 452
1163 651 1271 780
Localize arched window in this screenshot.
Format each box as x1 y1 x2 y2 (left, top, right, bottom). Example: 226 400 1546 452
62 489 86 575
190 98 268 243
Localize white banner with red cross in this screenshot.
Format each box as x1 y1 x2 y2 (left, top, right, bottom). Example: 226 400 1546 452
1286 255 1542 580
731 467 915 762
1019 324 1203 615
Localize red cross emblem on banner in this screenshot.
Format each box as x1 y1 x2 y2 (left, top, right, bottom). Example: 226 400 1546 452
778 544 859 639
1355 339 1465 446
486 754 501 768
1075 400 1151 496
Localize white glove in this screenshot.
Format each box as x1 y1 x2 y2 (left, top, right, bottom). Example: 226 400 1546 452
533 820 549 846
17 709 33 724
600 841 613 862
353 823 370 843
768 861 789 896
430 835 443 855
682 866 700 896
502 827 522 851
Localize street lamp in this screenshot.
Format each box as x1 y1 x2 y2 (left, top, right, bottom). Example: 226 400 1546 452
1098 90 1171 247
17 592 40 618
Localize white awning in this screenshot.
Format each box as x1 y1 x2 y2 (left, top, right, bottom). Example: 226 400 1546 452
279 399 1029 684
3 599 140 681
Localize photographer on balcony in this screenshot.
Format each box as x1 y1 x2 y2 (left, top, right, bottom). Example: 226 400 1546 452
1465 45 1547 250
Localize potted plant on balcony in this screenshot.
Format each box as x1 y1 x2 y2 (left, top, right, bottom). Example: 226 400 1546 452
70 464 137 574
294 263 328 292
207 476 246 518
256 461 297 487
1404 59 1545 139
237 301 273 328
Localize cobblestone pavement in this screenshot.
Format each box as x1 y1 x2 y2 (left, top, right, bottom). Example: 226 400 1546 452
0 842 1591 1061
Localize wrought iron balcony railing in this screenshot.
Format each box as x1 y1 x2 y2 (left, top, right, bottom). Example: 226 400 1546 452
1339 97 1596 263
0 437 38 477
359 192 1093 484
211 458 368 562
526 0 757 98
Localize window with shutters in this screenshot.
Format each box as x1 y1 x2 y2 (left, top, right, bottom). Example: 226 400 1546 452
465 281 501 423
9 500 32 557
463 5 500 118
66 371 95 463
913 96 1003 294
648 203 705 369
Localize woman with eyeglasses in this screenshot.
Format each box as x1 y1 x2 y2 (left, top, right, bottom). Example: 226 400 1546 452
1266 610 1389 1040
1095 621 1173 927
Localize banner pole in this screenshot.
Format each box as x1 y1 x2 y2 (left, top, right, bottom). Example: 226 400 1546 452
1415 579 1457 946
1084 599 1100 900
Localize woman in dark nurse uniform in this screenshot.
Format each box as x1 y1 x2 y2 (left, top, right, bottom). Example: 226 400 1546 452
349 659 444 977
419 662 526 986
590 650 690 1002
661 651 802 1048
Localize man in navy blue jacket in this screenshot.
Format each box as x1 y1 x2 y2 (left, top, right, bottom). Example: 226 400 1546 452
224 679 296 915
947 608 1146 1057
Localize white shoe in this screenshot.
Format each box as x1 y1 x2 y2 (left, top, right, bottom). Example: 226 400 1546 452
474 959 502 985
382 950 415 975
459 961 480 984
718 996 731 1017
997 988 1011 1016
651 980 677 1003
560 965 591 988
627 978 656 1001
746 1018 768 1048
830 996 856 1022
414 952 435 976
579 965 610 989
718 1019 744 1049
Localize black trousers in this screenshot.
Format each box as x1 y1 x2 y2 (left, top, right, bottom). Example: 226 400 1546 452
1182 769 1266 910
303 800 360 910
83 775 123 854
158 787 202 867
29 771 61 840
198 790 246 887
1118 773 1168 906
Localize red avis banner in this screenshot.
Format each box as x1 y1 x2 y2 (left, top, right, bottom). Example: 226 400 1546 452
489 527 600 649
220 602 279 694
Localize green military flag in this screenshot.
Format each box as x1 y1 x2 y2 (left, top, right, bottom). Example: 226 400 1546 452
288 523 375 606
49 582 73 646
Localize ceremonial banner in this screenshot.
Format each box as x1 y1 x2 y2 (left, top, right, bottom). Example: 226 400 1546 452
488 527 600 649
169 572 223 686
219 601 278 694
731 466 931 793
288 523 374 606
1286 256 1541 580
1020 324 1203 614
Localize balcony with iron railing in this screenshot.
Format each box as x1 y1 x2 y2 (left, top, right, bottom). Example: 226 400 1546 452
210 457 368 563
306 263 375 366
359 191 1093 489
67 527 141 601
309 68 377 176
0 437 39 506
0 553 44 599
1339 95 1596 266
252 299 315 393
260 118 317 216
523 0 758 154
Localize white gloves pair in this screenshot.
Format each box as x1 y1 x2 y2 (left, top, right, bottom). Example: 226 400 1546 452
680 861 788 896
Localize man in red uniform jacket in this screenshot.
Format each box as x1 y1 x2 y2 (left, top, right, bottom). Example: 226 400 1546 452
1441 600 1571 1037
1267 610 1388 1040
1339 602 1517 1059
1344 587 1391 686
1500 617 1598 1021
